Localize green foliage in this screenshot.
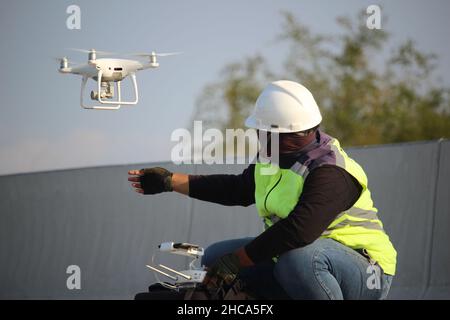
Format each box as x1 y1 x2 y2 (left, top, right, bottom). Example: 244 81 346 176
192 11 450 147
192 55 268 131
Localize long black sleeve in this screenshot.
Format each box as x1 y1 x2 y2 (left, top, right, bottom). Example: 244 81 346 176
188 164 255 207
245 165 362 263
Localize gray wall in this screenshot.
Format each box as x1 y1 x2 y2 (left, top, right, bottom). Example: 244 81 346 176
0 140 449 299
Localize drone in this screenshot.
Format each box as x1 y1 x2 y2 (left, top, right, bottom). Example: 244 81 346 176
146 242 206 290
56 48 180 110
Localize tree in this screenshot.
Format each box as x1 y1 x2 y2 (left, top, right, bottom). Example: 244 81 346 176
192 11 450 147
192 55 268 131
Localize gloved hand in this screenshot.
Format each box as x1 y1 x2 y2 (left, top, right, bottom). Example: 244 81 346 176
203 253 242 291
128 167 173 195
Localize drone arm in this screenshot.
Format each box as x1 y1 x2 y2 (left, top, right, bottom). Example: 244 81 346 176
138 63 159 71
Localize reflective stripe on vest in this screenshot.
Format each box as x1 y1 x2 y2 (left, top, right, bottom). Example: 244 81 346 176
321 219 384 235
254 131 397 275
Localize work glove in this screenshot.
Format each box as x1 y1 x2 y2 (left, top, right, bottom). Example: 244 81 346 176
139 167 173 194
203 253 242 292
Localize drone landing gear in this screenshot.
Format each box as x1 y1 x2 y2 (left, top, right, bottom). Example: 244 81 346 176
136 242 256 300
80 71 138 110
147 242 207 290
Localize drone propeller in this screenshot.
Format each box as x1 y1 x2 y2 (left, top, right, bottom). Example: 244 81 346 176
67 48 116 56
156 52 182 57
128 51 182 57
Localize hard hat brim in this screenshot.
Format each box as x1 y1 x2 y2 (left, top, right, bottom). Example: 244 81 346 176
244 114 258 129
245 114 313 133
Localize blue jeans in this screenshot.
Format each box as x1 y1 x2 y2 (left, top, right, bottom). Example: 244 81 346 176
201 237 393 300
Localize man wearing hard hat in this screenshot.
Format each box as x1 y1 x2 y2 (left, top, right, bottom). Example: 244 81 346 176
128 80 396 300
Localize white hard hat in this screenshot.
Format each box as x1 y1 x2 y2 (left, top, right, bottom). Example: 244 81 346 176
245 80 322 133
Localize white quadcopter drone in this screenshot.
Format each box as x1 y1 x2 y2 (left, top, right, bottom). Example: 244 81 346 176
146 242 207 290
56 48 180 110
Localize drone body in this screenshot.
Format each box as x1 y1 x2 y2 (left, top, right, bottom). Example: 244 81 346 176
57 49 177 110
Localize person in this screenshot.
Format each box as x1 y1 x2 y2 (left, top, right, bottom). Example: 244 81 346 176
128 80 396 300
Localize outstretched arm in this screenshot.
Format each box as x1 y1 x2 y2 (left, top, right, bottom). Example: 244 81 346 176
188 164 255 206
128 165 255 207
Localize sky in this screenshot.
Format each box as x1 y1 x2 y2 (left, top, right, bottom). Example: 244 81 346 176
1 0 450 176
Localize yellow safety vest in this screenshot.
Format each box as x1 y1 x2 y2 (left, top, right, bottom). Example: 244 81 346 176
255 133 397 275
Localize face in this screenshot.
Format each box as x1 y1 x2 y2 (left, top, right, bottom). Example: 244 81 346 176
257 129 316 156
